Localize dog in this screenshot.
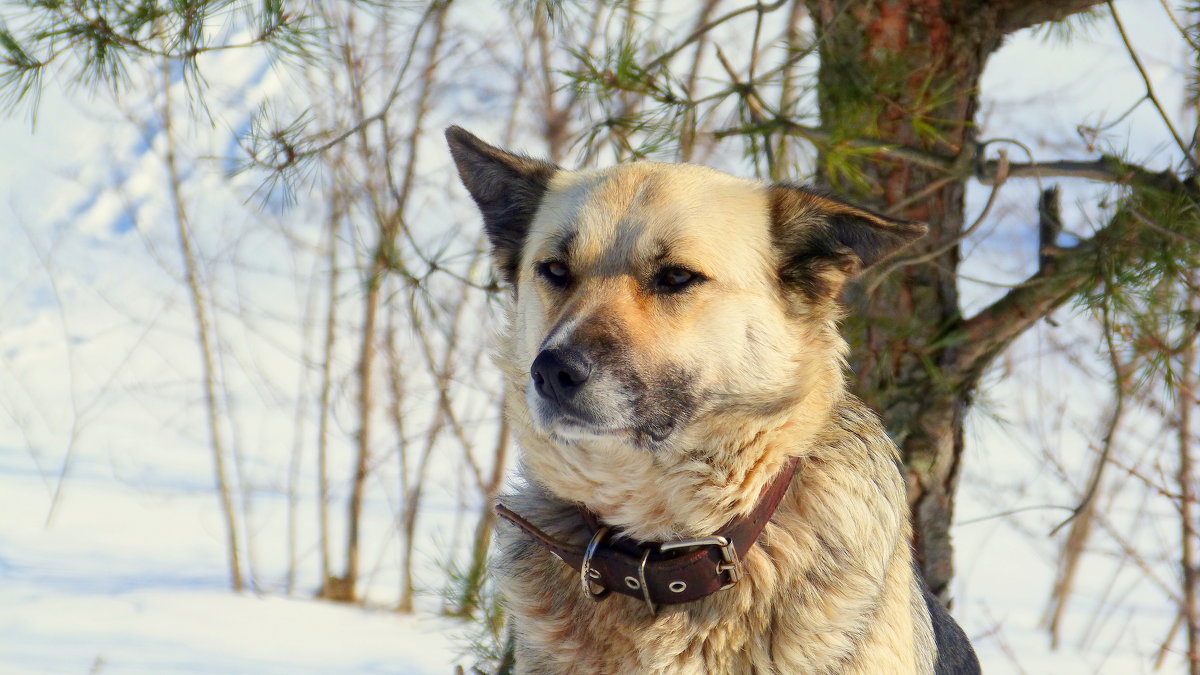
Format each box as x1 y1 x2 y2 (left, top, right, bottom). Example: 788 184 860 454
446 126 979 674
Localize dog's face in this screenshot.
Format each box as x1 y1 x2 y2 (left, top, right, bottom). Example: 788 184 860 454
514 162 788 449
447 127 924 461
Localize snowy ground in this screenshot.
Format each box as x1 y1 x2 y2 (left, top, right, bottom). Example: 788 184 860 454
1 2 1193 673
0 441 466 674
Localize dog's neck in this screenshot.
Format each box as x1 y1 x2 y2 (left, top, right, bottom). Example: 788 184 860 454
514 372 846 542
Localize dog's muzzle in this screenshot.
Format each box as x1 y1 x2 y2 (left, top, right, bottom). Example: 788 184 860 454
530 348 592 403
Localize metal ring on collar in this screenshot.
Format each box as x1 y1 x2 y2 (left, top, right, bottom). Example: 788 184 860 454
638 547 656 617
580 526 611 601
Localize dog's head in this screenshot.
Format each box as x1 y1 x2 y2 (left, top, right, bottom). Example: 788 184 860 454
447 127 923 522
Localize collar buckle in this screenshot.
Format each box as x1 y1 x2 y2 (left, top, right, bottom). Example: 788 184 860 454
659 535 744 588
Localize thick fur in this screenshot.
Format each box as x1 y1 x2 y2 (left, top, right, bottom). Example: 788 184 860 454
446 127 979 674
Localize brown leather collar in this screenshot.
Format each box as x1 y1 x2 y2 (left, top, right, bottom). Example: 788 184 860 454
495 456 800 614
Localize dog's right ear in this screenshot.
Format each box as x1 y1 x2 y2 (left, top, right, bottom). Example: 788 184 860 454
446 126 559 284
768 184 927 300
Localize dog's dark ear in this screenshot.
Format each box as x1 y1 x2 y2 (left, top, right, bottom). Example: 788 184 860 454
446 126 560 284
768 184 927 299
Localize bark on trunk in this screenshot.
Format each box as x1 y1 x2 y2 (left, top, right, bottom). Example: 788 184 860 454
808 0 1005 602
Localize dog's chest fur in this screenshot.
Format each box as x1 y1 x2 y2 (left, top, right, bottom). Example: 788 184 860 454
495 400 937 675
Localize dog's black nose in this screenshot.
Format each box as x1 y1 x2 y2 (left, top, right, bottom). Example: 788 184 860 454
530 348 592 401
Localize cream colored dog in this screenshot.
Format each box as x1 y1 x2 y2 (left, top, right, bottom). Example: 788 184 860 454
447 127 979 675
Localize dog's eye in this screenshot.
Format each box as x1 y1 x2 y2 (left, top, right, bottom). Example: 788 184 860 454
653 266 702 293
536 260 572 287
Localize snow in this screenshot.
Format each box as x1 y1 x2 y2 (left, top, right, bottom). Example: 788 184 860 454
0 458 460 674
0 1 1193 673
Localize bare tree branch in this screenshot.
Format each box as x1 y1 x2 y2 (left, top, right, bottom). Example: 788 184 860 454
979 157 1192 192
995 0 1107 35
948 248 1095 390
717 119 1196 194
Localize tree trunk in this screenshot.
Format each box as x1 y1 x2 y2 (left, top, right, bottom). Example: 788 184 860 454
808 0 1005 602
1177 282 1198 674
161 57 244 593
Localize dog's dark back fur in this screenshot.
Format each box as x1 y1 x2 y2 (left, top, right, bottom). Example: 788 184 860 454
921 564 981 673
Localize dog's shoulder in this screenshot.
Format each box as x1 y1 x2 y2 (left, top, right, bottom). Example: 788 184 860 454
921 581 981 675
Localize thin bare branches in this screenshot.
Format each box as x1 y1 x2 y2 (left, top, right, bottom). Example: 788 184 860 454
335 0 454 605
1108 1 1196 170
864 151 1011 293
1042 303 1130 648
644 0 787 72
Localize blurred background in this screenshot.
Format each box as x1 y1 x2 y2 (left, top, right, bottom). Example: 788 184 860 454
1 1 1198 672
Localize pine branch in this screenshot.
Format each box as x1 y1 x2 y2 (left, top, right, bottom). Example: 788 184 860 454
948 173 1199 390
0 0 319 118
946 193 1194 389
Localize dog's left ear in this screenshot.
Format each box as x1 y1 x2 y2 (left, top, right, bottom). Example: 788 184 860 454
768 184 927 299
446 126 560 284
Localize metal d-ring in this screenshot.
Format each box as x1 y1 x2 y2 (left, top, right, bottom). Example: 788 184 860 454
580 526 611 601
638 548 656 617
